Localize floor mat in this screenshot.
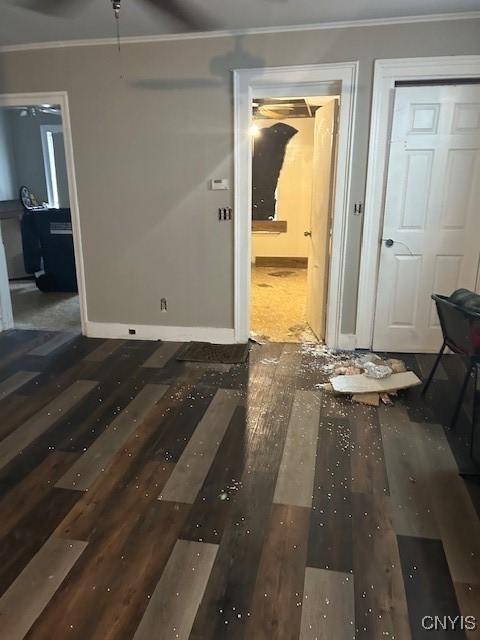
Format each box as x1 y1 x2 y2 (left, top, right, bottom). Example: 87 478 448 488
176 342 249 364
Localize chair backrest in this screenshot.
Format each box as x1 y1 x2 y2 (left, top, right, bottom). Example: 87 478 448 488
433 294 480 357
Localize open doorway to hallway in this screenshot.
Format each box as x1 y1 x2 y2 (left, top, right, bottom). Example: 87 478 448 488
250 95 339 343
0 102 81 332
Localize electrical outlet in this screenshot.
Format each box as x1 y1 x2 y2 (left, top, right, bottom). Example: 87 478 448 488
160 297 168 312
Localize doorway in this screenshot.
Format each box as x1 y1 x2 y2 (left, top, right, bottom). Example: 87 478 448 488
372 83 480 353
233 63 358 348
0 92 86 334
249 95 339 343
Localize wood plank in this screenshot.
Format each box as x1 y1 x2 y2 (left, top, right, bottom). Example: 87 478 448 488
397 535 465 640
56 459 174 543
352 392 380 406
159 389 240 503
307 416 352 573
28 332 78 356
141 342 182 368
55 384 169 491
148 386 216 463
55 378 204 543
331 371 421 394
454 583 480 640
0 343 108 440
179 405 248 544
0 488 81 596
0 380 97 472
379 405 439 538
83 339 125 362
245 504 311 640
0 537 87 640
189 345 299 639
0 371 39 400
1 367 196 506
26 494 190 640
350 404 390 496
299 568 354 640
252 220 288 233
273 390 321 508
414 421 480 584
0 451 79 538
50 343 167 454
132 540 218 640
352 493 411 640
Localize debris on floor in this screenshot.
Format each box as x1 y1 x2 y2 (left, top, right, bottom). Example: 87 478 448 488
321 351 421 406
387 358 407 373
363 361 393 379
331 370 421 394
352 392 380 407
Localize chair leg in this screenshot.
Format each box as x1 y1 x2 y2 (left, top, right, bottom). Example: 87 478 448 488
421 341 446 395
450 365 472 430
470 366 478 459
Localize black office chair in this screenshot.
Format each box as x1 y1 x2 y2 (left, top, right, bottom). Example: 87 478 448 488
422 292 480 464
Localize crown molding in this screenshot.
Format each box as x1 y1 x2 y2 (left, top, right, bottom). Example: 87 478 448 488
0 10 479 53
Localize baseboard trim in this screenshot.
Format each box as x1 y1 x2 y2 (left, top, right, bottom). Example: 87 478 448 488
85 321 237 344
255 256 308 268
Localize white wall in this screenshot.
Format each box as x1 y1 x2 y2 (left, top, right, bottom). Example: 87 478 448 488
6 110 66 206
0 109 16 201
0 19 479 334
252 117 313 260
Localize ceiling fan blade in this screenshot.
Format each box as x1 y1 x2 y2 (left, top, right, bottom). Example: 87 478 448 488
13 0 87 16
142 0 213 30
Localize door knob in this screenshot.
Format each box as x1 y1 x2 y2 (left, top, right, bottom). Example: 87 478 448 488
304 230 312 237
384 238 394 247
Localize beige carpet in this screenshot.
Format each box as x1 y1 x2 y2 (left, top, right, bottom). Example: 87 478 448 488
250 266 318 343
10 280 81 331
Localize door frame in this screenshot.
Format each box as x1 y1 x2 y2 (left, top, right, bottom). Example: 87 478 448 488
233 62 358 346
356 55 480 350
0 91 87 334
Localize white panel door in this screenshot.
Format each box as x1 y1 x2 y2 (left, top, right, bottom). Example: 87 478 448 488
306 98 338 341
373 84 480 353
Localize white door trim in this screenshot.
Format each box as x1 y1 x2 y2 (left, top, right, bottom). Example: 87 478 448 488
0 91 87 334
356 55 480 349
233 62 358 346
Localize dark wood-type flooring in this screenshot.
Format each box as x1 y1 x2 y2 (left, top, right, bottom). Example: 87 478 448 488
0 330 479 640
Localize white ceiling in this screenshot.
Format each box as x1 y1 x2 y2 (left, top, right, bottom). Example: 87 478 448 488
0 0 479 47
